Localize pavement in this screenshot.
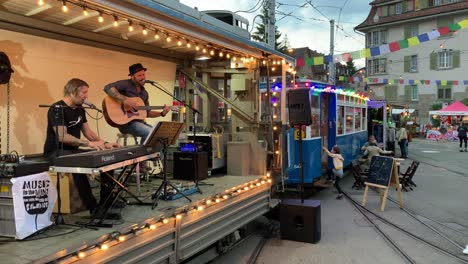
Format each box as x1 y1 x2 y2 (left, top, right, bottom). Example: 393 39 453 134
210 137 468 264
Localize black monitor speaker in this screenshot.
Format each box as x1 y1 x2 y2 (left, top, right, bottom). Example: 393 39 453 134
287 88 311 126
280 199 321 244
173 151 208 180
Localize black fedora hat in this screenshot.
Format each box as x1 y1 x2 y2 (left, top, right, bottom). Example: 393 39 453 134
128 63 147 76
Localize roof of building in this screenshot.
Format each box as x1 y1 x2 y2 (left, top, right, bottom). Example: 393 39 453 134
355 1 468 31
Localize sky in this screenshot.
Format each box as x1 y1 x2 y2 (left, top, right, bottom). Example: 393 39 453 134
179 0 372 57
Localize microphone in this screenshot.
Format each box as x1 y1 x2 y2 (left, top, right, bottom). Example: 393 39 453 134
83 100 102 113
145 80 156 84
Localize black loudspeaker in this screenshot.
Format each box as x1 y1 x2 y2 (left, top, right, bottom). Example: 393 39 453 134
287 88 311 126
173 151 208 180
280 199 321 244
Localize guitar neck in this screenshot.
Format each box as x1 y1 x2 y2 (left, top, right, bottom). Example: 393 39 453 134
137 106 164 110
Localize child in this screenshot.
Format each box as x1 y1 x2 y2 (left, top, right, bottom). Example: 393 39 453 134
323 145 345 199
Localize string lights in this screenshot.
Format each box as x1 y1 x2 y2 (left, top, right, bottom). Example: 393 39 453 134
52 175 272 263
35 0 289 67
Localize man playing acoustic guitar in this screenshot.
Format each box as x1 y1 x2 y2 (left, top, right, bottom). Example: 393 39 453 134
103 63 170 143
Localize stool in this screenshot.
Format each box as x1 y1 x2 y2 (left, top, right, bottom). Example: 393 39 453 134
116 133 139 145
116 133 147 195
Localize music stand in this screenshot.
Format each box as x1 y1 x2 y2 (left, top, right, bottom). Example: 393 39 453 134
147 122 192 209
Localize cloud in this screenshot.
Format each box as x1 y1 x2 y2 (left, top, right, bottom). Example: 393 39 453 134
179 0 370 55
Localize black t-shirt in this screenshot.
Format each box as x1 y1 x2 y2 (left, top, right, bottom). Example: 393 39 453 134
43 100 87 155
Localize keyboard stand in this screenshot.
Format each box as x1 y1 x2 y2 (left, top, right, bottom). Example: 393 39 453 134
50 152 158 227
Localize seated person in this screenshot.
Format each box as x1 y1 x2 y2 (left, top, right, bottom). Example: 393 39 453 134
361 135 377 152
363 142 393 169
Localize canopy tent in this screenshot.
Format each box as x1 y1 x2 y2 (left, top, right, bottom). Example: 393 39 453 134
429 101 468 116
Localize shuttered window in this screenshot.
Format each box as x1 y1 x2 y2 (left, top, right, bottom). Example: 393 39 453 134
384 85 398 101
430 50 460 70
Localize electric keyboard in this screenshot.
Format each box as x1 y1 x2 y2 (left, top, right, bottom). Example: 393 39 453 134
53 145 158 168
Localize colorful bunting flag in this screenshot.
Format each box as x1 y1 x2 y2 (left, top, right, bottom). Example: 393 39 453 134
337 76 468 86
294 19 467 66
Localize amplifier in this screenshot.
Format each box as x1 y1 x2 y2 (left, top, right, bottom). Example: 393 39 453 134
173 152 208 181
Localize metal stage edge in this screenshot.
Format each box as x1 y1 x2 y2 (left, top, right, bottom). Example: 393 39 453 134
33 176 272 264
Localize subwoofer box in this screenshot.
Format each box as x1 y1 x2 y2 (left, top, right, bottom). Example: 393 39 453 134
173 151 208 180
280 199 321 244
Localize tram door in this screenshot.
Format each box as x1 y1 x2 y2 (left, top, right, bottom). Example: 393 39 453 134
320 93 336 174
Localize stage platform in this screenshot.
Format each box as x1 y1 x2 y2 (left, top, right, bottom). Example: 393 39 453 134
0 174 272 264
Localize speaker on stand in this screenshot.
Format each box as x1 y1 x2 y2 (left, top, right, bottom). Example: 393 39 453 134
280 88 321 244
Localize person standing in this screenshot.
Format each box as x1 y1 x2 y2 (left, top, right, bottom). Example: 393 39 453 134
103 63 170 143
457 121 468 152
43 78 121 218
386 125 396 154
323 146 345 200
397 126 408 158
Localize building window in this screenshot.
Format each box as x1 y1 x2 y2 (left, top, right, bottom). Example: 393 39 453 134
438 51 452 69
429 0 442 6
367 59 387 75
410 24 418 37
437 86 451 99
396 2 402 14
367 30 387 47
411 85 418 101
380 31 387 44
410 55 418 72
372 32 379 46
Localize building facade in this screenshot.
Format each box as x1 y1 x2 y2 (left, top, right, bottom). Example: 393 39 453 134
355 0 468 125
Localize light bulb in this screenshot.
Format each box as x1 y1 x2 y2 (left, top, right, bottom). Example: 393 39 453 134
38 0 44 6
61 1 68 12
98 13 104 23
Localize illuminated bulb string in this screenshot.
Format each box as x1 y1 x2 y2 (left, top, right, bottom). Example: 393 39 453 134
40 0 295 68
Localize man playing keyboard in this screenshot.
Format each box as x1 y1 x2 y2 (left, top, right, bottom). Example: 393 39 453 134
43 78 121 219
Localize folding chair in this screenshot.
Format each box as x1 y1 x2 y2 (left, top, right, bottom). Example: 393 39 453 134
351 162 368 190
399 161 420 191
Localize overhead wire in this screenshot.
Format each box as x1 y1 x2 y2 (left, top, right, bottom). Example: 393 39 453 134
235 0 265 14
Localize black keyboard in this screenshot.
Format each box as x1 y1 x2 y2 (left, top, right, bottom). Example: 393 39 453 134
53 145 157 168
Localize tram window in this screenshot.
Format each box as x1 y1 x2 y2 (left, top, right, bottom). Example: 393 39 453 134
345 107 354 133
355 108 362 131
337 106 344 135
310 94 320 137
362 108 367 131
338 94 345 104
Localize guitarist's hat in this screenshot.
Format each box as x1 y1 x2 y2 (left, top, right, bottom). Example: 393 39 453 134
128 63 147 76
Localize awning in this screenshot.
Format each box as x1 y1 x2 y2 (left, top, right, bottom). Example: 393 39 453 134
392 109 415 114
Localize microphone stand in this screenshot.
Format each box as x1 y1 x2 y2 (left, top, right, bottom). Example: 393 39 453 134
145 81 212 194
38 104 98 230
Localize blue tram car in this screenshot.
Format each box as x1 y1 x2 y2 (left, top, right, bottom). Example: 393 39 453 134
284 81 369 185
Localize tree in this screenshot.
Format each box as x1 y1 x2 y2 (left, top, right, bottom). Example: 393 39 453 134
461 98 468 106
252 3 288 53
345 59 357 76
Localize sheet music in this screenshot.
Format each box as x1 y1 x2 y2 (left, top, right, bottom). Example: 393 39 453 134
144 122 185 146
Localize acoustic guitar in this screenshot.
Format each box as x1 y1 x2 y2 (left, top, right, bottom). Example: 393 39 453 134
102 96 176 127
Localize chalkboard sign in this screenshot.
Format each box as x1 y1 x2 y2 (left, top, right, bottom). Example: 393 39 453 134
365 156 394 187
